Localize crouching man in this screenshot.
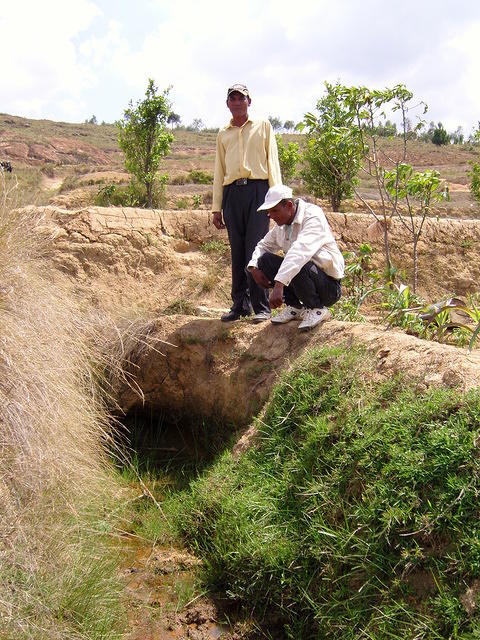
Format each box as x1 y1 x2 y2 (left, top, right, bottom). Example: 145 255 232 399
247 184 344 331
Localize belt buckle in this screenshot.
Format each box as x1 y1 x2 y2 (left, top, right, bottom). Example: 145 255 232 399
236 178 248 186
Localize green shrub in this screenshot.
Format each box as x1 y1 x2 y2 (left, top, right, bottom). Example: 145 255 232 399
170 171 213 185
199 239 229 255
432 122 450 146
175 197 189 209
171 345 480 638
95 179 167 208
187 169 213 184
276 134 300 184
163 298 198 315
192 194 202 208
468 161 480 203
171 173 187 185
59 174 79 193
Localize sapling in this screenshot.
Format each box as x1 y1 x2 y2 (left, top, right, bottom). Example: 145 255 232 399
384 163 445 293
339 84 427 274
117 79 173 208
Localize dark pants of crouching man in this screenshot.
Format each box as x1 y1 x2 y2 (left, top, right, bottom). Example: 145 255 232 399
257 252 342 309
222 179 270 316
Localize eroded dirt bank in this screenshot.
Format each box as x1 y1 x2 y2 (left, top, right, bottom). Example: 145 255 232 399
114 315 480 430
28 205 480 312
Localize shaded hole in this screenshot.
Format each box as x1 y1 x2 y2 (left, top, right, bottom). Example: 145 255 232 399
115 404 235 484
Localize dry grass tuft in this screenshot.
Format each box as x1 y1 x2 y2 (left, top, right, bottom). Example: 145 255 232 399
0 170 124 638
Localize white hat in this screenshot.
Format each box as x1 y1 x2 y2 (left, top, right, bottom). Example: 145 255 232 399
257 184 293 211
227 83 249 98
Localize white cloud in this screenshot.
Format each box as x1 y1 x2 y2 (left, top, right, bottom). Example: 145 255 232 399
1 0 480 133
0 0 100 120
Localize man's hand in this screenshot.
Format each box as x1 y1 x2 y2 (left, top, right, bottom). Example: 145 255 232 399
212 211 225 230
248 266 272 289
269 281 284 309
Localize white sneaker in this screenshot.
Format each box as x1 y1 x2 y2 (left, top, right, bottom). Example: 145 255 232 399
252 311 272 324
298 307 331 331
271 306 305 324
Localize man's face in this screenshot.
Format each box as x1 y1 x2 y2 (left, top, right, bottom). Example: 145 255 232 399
226 91 251 118
265 200 295 226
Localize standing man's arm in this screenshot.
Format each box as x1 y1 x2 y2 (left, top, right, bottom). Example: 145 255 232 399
265 120 282 186
212 131 226 229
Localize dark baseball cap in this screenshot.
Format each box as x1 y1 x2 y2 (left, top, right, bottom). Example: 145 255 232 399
227 83 250 98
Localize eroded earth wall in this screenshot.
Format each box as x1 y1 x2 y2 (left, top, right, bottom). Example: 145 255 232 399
36 206 480 307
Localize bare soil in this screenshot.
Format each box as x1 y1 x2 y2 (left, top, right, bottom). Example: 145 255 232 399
122 540 253 639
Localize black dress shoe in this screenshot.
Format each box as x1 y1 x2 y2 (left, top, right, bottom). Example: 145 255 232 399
221 310 249 322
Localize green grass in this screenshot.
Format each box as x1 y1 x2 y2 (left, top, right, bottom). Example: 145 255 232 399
199 239 229 255
115 407 240 546
148 344 480 639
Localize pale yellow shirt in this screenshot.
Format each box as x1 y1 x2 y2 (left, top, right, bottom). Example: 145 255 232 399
212 117 282 211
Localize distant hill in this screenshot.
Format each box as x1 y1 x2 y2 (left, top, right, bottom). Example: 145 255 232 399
1 112 478 216
0 113 121 167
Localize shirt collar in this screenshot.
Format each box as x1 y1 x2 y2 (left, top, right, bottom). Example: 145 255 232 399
281 200 302 236
282 199 303 228
226 116 253 129
291 198 305 224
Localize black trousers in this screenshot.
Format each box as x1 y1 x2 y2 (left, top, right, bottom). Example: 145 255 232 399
257 252 342 309
222 180 270 314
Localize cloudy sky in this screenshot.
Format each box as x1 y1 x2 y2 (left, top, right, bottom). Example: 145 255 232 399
1 0 480 134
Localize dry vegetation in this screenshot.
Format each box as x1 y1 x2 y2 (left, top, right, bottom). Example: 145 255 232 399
0 173 128 639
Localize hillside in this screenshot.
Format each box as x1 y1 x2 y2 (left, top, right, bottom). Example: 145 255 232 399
1 112 479 217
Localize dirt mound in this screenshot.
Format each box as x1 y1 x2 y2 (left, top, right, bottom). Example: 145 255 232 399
112 315 480 430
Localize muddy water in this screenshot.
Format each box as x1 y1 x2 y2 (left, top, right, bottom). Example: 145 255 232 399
122 539 234 640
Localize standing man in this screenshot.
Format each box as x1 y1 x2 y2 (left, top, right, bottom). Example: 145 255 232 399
212 83 281 323
247 184 344 331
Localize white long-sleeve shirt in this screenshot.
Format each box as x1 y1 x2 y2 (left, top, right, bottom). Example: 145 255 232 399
248 199 344 285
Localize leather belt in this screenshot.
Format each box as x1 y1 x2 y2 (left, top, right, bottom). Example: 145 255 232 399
233 178 266 186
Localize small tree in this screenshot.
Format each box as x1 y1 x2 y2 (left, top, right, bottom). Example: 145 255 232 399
117 79 173 208
168 112 181 129
431 122 449 146
275 134 300 184
451 126 464 144
468 122 480 145
467 124 480 203
375 119 397 137
283 120 295 132
189 118 204 131
384 164 446 292
468 162 480 202
339 83 427 274
301 82 363 211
